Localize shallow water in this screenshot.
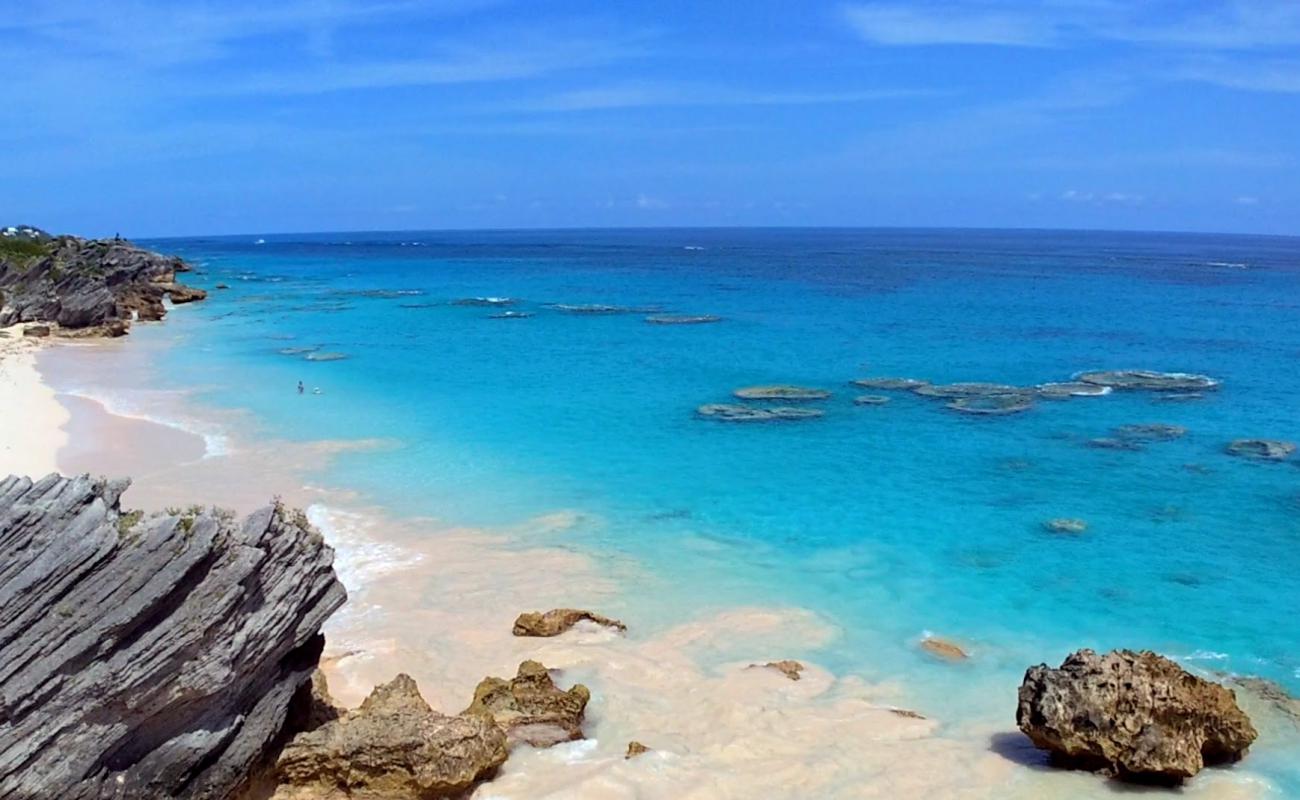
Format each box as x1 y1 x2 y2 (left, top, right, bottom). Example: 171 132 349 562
65 228 1300 794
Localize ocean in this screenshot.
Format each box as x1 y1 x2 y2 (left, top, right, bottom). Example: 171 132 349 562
71 228 1300 794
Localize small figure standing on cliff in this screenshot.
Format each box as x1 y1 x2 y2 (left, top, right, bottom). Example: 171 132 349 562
297 381 304 395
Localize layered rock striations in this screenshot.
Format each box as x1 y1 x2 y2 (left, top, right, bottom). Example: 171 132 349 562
0 473 346 800
0 232 205 334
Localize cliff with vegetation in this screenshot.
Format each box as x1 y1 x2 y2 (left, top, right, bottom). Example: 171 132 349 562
0 225 206 336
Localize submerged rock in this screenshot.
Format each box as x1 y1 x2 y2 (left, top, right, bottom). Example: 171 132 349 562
464 661 590 749
946 394 1035 415
1114 423 1187 442
275 674 507 799
913 382 1024 398
696 404 825 422
1075 370 1220 392
920 637 969 661
0 473 346 800
853 394 891 405
1229 677 1300 725
548 303 631 315
304 351 349 362
454 296 515 307
489 310 533 319
1037 381 1112 399
733 385 831 401
1017 649 1257 783
1225 439 1295 461
1043 518 1088 534
1086 437 1145 452
512 608 626 637
851 377 929 390
645 314 722 325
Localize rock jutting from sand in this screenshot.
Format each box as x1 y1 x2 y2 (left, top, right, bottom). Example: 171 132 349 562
21 323 50 337
1043 517 1088 534
1114 423 1188 442
645 314 722 325
1225 439 1296 461
1036 381 1113 399
750 660 805 681
274 674 507 800
852 377 929 390
920 636 969 661
1017 649 1257 784
305 351 349 361
625 741 652 759
0 473 346 800
733 385 832 401
945 394 1035 416
696 404 825 422
854 394 891 405
1075 370 1220 392
512 608 627 637
463 660 591 749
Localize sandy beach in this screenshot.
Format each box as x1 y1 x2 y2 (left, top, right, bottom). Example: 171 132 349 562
1 330 1283 799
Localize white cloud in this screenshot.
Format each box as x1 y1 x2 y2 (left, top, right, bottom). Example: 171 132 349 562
496 82 937 113
842 4 1056 47
1234 195 1260 205
635 194 669 210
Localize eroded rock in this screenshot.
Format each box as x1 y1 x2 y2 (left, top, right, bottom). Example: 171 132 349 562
1076 370 1220 392
275 674 507 799
750 660 805 681
625 741 651 759
0 473 346 800
913 382 1024 398
512 608 626 637
464 661 590 748
1017 649 1257 783
946 394 1035 415
1037 381 1112 399
852 377 929 390
733 385 831 401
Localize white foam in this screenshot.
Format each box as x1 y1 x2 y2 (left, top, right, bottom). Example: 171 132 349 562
59 386 230 460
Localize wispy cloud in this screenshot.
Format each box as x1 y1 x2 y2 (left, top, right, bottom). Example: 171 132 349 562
495 82 937 113
1171 57 1300 93
841 1 1300 51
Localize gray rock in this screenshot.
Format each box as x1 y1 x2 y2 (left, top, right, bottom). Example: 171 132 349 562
851 377 928 390
913 382 1025 398
733 385 831 401
1114 423 1187 442
853 394 891 405
0 235 205 332
0 473 346 800
1036 381 1112 399
696 404 825 422
946 394 1035 415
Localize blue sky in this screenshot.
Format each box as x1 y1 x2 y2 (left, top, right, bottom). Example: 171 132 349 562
2 1 1298 236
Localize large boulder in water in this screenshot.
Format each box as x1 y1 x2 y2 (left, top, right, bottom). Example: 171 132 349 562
0 473 347 799
274 674 507 799
1017 649 1257 784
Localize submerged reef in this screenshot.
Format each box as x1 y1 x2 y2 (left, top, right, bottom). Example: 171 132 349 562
1225 439 1295 461
696 403 825 422
733 385 832 401
1075 370 1220 392
645 313 722 325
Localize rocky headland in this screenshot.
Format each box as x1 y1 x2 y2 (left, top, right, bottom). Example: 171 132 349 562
0 226 206 336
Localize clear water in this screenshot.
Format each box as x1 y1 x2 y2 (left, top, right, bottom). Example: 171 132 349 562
134 228 1299 790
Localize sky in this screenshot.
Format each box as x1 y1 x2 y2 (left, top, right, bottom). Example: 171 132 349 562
2 0 1298 237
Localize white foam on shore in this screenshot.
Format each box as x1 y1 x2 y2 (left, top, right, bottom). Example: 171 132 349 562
55 385 230 459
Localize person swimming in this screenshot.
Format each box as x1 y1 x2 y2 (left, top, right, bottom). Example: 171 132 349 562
297 381 304 395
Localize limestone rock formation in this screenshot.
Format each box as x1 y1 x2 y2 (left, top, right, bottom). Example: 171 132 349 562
274 674 507 800
1036 381 1112 399
512 608 626 637
945 394 1035 415
0 473 346 800
1017 649 1257 783
1075 370 1219 392
625 741 651 759
0 233 205 332
913 382 1025 398
464 661 590 748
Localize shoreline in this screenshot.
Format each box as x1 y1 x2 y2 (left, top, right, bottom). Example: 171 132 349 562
3 332 1287 798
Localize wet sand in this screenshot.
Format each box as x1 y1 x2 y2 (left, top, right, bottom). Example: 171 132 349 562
7 338 1279 799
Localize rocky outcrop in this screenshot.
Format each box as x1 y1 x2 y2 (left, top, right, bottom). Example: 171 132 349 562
512 608 626 637
1075 370 1219 392
464 661 590 748
946 394 1035 415
0 233 204 333
752 660 805 681
0 473 346 800
852 377 928 390
274 674 507 800
1037 381 1111 399
625 741 651 759
1017 649 1257 784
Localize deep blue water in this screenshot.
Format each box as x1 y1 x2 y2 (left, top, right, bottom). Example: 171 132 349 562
136 228 1299 789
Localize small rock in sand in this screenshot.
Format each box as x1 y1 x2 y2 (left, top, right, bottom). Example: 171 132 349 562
625 741 652 759
749 660 805 681
512 608 626 637
464 661 590 748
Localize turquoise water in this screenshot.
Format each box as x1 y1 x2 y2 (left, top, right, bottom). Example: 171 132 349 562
137 228 1298 788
